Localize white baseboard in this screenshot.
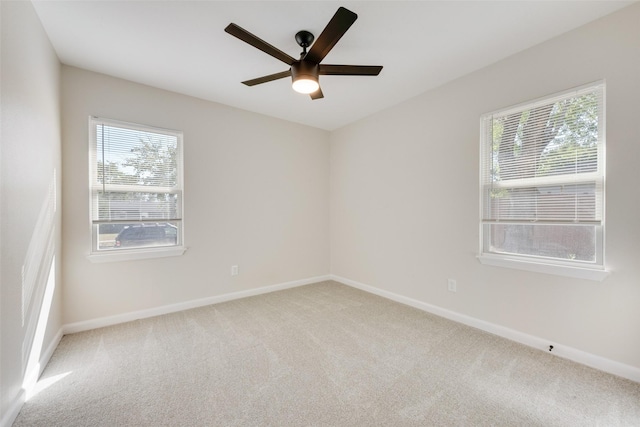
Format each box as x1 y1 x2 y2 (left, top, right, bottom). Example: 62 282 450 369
0 389 25 427
22 328 64 400
1 328 63 427
63 275 331 335
5 276 330 427
331 274 640 384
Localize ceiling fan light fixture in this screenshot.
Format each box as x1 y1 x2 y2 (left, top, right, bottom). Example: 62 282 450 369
291 62 319 94
225 7 381 100
292 77 319 94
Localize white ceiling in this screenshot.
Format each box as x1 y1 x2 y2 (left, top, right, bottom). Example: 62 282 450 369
32 1 633 130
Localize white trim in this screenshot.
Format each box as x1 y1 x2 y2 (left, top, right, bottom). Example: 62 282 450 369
87 246 187 263
479 82 606 274
7 277 331 425
88 116 185 256
0 328 63 427
484 80 605 119
330 274 640 384
0 389 25 427
90 116 182 136
477 254 609 281
63 275 331 334
23 328 64 400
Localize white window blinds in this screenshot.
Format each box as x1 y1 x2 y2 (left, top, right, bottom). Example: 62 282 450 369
479 83 605 267
89 117 183 253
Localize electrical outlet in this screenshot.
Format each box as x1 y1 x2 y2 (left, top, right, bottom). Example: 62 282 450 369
231 265 239 276
447 279 457 292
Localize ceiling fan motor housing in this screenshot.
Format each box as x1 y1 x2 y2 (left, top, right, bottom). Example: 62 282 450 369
291 61 319 84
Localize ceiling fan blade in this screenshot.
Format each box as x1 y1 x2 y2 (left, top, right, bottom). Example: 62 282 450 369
225 23 296 66
319 64 383 76
242 70 292 86
310 87 324 100
304 7 357 64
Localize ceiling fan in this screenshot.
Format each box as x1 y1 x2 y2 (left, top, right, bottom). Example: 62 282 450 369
224 7 383 100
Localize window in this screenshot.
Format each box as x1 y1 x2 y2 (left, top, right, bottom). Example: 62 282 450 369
479 83 607 280
88 117 184 261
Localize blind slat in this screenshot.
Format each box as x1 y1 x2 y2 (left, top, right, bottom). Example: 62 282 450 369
480 84 604 224
90 117 183 227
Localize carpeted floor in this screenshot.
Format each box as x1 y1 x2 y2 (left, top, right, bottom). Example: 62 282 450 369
14 281 640 426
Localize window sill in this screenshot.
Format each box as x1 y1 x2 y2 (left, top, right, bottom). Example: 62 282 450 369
477 254 609 281
87 246 187 263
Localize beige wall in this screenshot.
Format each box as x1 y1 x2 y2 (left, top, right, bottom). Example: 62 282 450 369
330 4 640 369
3 7 639 425
61 67 330 324
1 1 62 423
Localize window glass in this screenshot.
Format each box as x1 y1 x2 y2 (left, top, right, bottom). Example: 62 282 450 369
89 117 183 255
480 83 605 270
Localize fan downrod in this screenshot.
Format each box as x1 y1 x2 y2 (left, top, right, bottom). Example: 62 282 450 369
295 30 314 56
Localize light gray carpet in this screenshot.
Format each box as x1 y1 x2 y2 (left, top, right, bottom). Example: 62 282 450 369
14 281 640 426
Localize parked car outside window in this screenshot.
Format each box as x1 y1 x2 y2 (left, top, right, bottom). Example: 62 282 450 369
114 223 178 248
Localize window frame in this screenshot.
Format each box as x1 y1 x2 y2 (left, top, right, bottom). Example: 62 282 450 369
87 116 186 263
477 82 608 281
